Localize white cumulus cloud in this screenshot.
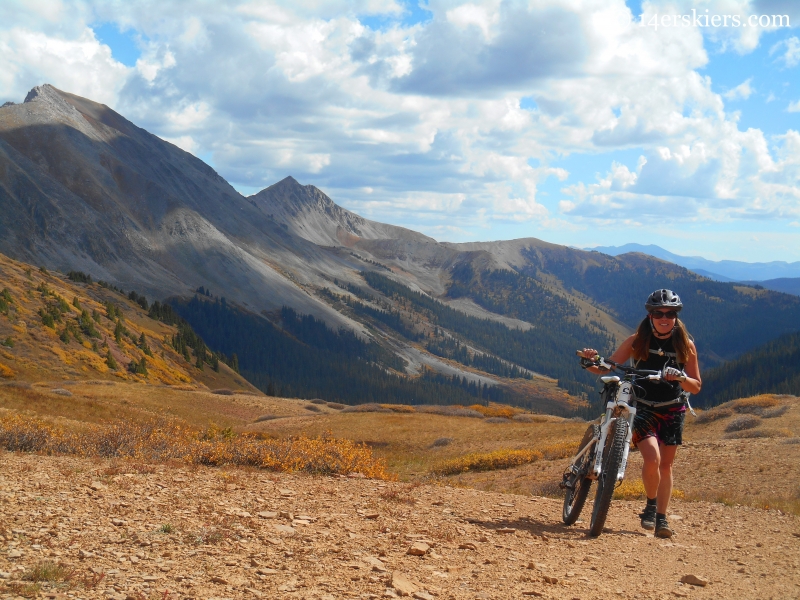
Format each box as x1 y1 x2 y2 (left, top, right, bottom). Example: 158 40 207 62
1 0 799 248
723 78 754 100
770 36 800 67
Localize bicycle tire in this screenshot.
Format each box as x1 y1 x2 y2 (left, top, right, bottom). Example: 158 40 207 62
562 424 598 525
589 418 629 537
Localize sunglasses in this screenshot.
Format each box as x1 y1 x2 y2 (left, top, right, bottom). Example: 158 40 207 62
650 310 678 319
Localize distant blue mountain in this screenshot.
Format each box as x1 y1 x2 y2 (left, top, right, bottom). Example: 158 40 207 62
690 268 737 282
742 278 800 297
589 243 800 282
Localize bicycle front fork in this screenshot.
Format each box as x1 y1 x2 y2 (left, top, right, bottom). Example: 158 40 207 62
592 399 637 481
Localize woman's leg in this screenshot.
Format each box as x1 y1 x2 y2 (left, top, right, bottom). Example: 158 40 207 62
637 436 661 499
656 443 678 514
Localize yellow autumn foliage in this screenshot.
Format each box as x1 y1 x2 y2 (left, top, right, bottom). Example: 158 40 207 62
434 448 544 475
433 439 579 476
379 404 416 413
538 440 578 460
468 403 519 418
613 478 685 500
0 413 394 480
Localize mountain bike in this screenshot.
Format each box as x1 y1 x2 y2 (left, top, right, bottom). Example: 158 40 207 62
560 353 663 537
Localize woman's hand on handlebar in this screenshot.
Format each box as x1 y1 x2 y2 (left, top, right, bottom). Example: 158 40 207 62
577 348 612 373
663 366 687 382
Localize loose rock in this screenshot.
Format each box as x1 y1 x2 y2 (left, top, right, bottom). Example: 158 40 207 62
496 527 516 534
392 572 418 596
459 542 477 550
680 574 708 587
407 542 430 556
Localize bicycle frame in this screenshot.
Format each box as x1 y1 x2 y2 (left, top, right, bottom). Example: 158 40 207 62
591 375 637 482
579 356 661 483
562 353 667 534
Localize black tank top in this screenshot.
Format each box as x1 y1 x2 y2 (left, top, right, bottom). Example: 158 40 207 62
633 335 684 404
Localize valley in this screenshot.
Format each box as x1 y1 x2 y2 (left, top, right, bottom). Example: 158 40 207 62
2 85 800 413
2 1 800 594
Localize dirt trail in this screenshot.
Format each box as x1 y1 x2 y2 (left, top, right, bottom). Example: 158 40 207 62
1 454 798 600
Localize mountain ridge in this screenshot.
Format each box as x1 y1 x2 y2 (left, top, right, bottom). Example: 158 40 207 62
591 242 800 282
3 84 800 409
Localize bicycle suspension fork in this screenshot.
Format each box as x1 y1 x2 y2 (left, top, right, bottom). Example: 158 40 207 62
592 381 637 482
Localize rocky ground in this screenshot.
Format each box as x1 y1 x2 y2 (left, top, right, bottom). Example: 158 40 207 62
1 453 799 600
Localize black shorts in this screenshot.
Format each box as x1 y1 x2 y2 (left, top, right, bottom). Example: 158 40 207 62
632 404 685 447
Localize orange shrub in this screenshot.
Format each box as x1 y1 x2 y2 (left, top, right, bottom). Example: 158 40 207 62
614 479 684 501
723 395 781 413
0 413 394 480
0 362 14 378
468 403 519 419
539 441 578 460
433 448 543 476
379 404 416 413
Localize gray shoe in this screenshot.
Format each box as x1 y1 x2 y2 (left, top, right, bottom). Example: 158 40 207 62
639 504 656 530
655 516 673 538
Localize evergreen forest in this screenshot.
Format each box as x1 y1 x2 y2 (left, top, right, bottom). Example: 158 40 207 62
514 248 800 368
169 295 510 406
362 271 610 398
698 331 800 406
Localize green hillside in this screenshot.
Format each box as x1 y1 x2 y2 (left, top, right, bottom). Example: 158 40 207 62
364 270 610 398
507 248 800 368
698 331 800 406
169 295 514 408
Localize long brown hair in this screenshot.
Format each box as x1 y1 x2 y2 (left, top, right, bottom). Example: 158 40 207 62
631 315 695 364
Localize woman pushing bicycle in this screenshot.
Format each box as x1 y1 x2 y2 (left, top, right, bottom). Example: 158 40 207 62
578 289 701 538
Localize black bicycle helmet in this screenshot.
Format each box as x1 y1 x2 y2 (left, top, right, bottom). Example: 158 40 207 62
645 289 682 312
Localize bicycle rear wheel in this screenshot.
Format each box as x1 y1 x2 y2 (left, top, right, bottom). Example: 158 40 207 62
589 418 629 537
562 424 598 525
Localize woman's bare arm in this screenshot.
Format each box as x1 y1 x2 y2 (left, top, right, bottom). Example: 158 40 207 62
675 340 701 394
579 335 636 375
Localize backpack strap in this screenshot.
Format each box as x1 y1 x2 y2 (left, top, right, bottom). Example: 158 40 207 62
649 348 677 358
635 396 686 408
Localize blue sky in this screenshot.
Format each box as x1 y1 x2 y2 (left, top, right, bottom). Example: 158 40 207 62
93 23 141 67
1 0 799 262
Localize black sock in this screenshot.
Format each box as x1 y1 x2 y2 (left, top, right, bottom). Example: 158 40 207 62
646 497 657 506
656 512 666 520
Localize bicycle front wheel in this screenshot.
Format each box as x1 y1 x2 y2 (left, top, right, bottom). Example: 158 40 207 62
562 424 598 525
589 418 629 537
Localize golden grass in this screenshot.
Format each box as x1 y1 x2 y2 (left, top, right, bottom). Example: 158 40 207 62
0 253 255 392
252 409 586 479
467 403 520 418
0 362 14 378
613 479 685 501
379 403 416 413
22 560 73 583
432 440 576 476
433 448 544 475
681 489 800 516
0 412 392 479
727 395 781 411
539 440 578 460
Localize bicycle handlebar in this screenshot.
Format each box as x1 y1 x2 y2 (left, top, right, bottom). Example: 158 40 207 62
575 351 662 378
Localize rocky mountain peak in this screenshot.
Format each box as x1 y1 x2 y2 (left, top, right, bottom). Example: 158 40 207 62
24 83 60 104
18 84 84 123
264 176 335 210
248 176 371 246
